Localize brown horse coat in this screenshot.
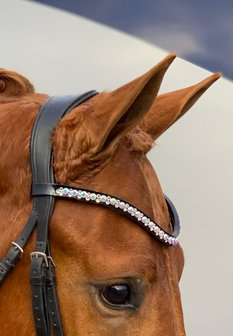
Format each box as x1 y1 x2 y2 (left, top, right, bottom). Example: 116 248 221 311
0 55 219 335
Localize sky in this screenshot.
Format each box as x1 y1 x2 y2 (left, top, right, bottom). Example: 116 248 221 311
33 0 233 80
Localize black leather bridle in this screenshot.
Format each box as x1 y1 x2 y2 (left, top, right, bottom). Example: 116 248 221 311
0 92 180 335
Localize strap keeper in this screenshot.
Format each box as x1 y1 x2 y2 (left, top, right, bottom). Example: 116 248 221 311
47 256 56 268
30 252 49 268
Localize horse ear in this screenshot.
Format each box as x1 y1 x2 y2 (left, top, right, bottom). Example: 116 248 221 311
0 68 34 97
54 54 178 182
84 53 176 154
140 72 221 141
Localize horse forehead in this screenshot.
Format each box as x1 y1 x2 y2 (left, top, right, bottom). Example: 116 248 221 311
53 200 164 282
81 243 159 281
88 146 156 211
88 147 170 237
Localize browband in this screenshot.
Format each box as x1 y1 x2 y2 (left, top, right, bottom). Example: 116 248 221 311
32 183 180 246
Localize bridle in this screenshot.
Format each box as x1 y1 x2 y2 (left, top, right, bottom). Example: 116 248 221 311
0 92 180 335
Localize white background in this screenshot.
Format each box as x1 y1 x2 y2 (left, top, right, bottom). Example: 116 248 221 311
1 1 232 334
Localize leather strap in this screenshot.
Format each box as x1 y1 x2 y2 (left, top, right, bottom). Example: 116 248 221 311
30 91 98 336
0 210 37 283
30 92 98 248
30 256 49 335
46 258 63 334
164 195 180 237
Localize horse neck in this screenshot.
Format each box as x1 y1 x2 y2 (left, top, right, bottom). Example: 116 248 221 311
0 98 36 254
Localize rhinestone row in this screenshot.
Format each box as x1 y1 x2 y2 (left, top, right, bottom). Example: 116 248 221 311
55 187 178 246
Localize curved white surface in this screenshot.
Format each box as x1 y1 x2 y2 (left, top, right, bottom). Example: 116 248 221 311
1 1 232 335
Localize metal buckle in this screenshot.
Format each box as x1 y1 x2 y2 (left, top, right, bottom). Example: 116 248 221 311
30 252 49 268
12 242 24 258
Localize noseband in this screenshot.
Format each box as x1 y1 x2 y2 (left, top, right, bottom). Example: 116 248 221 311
0 92 180 335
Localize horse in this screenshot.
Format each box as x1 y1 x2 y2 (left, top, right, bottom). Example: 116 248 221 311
0 54 219 335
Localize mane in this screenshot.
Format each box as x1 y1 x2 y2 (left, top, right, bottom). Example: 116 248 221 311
0 68 34 97
126 127 154 153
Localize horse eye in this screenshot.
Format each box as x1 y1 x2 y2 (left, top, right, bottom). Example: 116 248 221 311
101 284 130 306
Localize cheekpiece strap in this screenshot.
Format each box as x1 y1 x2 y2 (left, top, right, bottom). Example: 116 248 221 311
29 91 98 336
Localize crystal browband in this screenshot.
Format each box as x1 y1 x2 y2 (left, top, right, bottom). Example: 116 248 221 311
32 184 180 246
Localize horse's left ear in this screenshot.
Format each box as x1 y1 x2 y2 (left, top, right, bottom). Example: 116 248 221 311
53 54 176 181
140 72 221 141
81 53 176 154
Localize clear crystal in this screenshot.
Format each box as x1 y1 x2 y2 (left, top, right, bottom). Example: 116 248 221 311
159 230 164 239
71 189 78 197
119 202 125 209
123 204 129 212
137 213 143 221
80 191 86 198
135 211 140 218
142 216 148 224
127 206 134 214
148 222 155 230
110 198 117 205
56 188 63 195
63 188 69 195
90 193 96 200
130 208 136 216
164 234 168 242
100 195 107 203
85 193 91 201
154 226 159 235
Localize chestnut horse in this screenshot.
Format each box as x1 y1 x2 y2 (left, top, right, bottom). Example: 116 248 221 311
0 54 219 335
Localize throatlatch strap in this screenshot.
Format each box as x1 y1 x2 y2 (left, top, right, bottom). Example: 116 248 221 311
0 210 37 283
30 91 98 336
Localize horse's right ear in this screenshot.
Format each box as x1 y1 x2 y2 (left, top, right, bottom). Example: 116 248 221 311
140 72 221 141
0 69 34 97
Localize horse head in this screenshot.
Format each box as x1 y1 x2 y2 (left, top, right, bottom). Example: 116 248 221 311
0 55 219 335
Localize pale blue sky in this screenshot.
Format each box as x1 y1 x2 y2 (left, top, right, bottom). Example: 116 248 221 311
34 0 233 80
